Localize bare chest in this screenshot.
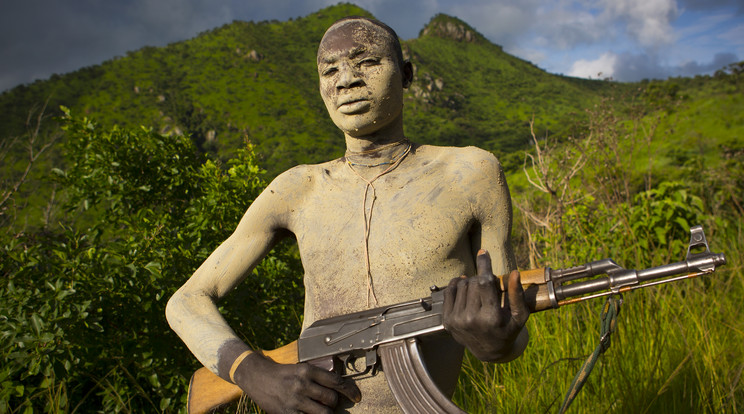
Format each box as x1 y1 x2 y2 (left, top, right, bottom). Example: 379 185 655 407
289 168 477 322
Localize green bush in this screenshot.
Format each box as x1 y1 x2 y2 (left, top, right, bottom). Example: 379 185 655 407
0 111 303 412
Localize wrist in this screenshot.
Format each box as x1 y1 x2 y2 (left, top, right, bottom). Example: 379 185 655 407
476 327 529 363
229 350 253 383
231 352 274 396
493 327 529 363
216 339 254 383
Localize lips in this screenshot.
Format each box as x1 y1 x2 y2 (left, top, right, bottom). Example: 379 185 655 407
337 98 371 114
338 97 367 107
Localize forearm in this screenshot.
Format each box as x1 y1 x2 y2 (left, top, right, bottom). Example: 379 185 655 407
166 288 250 378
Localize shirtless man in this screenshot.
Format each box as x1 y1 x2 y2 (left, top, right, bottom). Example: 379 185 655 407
166 17 530 413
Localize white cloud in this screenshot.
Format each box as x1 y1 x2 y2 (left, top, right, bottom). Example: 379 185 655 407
1 0 742 91
602 0 679 47
532 5 607 50
568 50 739 82
568 52 618 79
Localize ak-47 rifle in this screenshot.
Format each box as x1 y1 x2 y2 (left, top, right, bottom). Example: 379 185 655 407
186 225 726 414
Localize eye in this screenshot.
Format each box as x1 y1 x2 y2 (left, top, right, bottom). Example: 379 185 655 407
321 67 338 76
357 58 380 68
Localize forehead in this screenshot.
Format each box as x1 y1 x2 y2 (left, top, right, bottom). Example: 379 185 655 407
317 20 396 63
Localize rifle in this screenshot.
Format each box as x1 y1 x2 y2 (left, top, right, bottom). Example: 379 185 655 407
186 225 726 414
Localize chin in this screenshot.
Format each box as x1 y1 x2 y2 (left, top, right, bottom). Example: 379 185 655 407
334 119 379 136
333 114 400 137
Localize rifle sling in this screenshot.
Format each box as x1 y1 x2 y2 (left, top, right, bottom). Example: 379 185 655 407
559 295 622 414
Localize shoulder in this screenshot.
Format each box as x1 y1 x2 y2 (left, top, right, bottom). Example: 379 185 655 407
260 158 347 209
267 158 342 191
415 144 503 183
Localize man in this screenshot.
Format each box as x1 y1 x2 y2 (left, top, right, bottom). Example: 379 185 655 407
166 16 529 413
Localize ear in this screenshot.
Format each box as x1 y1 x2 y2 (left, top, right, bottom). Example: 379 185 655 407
401 60 414 89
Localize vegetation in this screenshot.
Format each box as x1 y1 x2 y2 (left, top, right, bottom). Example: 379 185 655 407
454 71 744 413
1 4 742 413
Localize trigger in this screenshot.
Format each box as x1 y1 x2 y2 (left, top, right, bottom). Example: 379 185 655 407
340 354 358 373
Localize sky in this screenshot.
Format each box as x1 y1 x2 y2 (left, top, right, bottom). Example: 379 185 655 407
1 0 742 92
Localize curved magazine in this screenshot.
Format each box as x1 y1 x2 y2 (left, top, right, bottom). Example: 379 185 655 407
379 338 465 414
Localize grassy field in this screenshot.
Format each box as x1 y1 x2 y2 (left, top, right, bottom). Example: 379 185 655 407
455 227 743 413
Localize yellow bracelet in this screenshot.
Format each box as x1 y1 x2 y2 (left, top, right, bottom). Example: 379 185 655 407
229 350 253 384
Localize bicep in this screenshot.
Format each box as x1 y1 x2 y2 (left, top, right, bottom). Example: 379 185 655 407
180 185 291 301
468 155 516 276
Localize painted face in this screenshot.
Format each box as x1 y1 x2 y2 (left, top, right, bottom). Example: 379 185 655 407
317 20 405 137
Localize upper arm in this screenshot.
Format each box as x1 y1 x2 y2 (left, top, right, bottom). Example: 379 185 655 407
177 171 297 301
467 150 516 275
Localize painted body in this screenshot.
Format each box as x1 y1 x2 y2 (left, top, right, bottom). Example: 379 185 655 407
167 17 529 413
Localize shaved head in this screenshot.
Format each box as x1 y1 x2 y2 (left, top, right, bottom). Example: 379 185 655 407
318 17 405 70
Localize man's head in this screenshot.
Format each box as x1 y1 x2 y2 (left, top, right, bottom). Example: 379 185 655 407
317 17 413 138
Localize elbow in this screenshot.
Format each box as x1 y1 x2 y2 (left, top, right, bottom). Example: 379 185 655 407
165 288 184 331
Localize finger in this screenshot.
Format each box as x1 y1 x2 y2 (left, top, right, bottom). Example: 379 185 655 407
453 276 469 313
475 272 499 310
443 276 460 318
506 270 530 326
295 395 334 414
330 378 361 404
303 382 339 408
311 368 362 404
475 249 493 278
467 272 483 310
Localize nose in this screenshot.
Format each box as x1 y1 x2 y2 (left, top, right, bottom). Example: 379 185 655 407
337 63 364 90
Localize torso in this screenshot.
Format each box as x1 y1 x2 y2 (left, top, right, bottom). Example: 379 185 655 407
284 144 486 324
267 144 507 412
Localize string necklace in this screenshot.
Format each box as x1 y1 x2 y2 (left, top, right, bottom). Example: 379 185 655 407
345 141 412 307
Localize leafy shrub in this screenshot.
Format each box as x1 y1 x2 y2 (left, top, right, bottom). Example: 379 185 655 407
0 110 303 412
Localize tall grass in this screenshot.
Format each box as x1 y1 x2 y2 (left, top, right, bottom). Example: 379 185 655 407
455 224 743 413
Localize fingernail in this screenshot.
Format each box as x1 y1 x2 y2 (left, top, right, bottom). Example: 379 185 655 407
477 249 486 255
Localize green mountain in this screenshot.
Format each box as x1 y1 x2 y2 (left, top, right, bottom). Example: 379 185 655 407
0 3 611 179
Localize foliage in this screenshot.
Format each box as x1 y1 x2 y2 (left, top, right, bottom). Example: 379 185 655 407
0 111 303 412
455 78 744 413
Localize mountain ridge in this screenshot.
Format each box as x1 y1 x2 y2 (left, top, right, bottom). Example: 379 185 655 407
0 3 614 179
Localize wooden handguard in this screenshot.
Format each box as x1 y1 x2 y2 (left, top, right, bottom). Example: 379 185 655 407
186 341 299 414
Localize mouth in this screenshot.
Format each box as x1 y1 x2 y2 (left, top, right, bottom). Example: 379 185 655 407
337 98 371 114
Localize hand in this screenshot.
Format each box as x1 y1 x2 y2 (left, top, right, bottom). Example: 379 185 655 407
234 352 361 414
442 250 530 362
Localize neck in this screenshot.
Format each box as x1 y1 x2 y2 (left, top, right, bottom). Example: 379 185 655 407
343 115 406 154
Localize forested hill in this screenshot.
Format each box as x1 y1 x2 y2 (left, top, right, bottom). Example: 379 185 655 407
0 3 612 177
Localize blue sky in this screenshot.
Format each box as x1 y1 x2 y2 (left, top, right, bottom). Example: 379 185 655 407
1 0 742 92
